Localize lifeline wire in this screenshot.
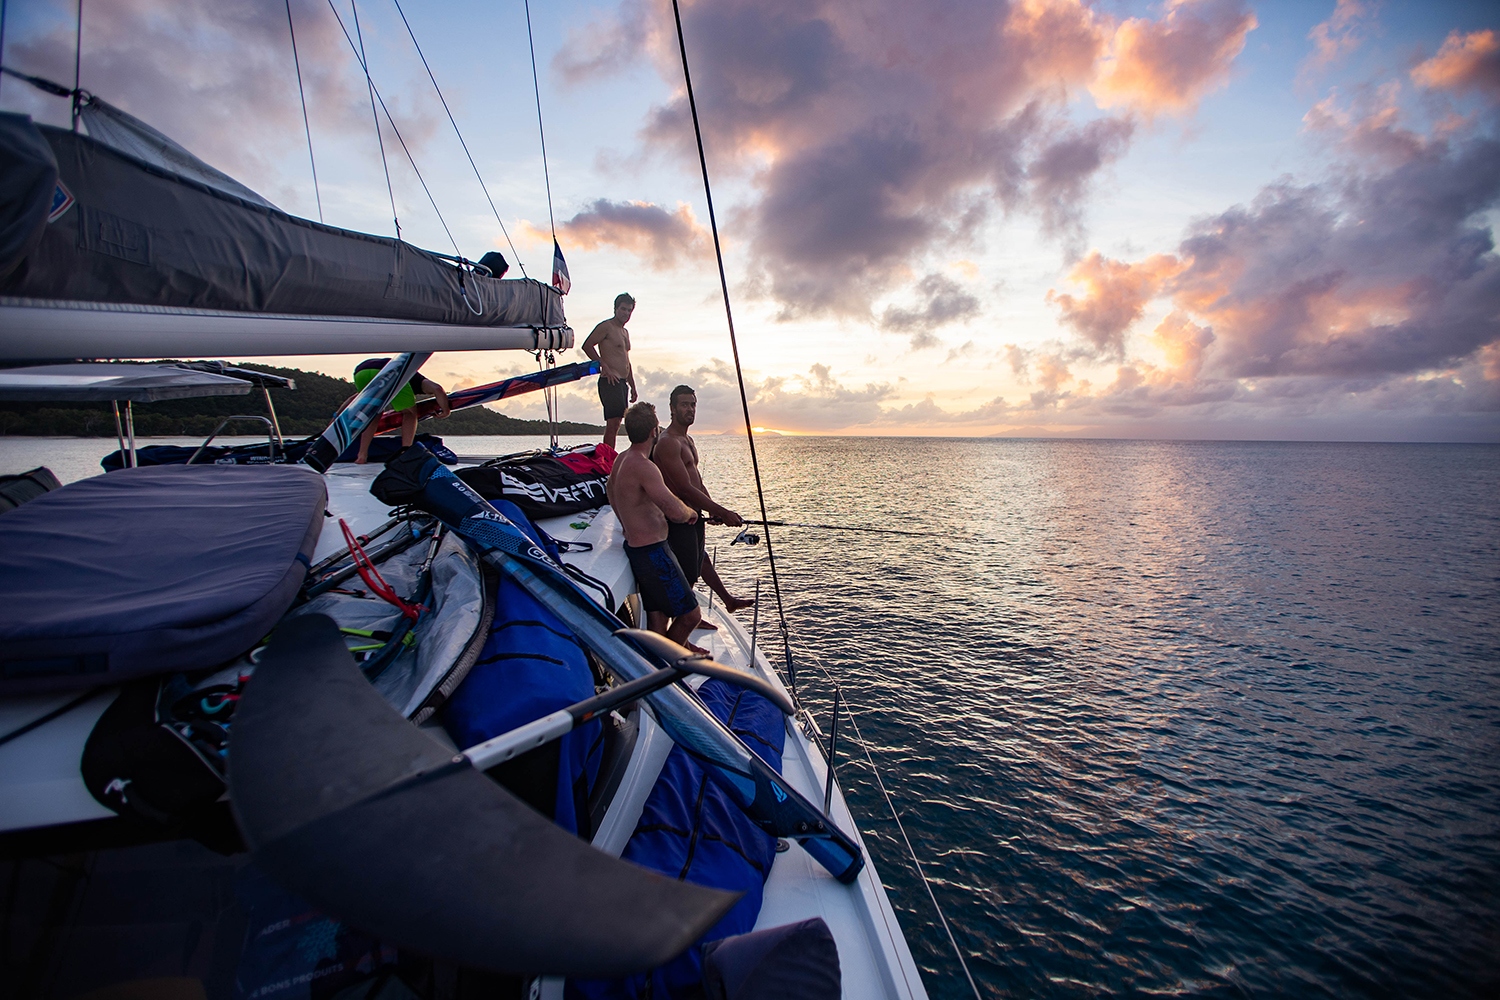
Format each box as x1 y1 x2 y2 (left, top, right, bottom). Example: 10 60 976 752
524 0 557 239
285 0 323 223
391 0 525 276
71 0 81 131
669 0 798 693
802 649 985 999
326 0 462 257
349 0 398 240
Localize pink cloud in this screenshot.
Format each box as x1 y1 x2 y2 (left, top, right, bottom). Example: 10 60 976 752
1047 252 1185 359
1412 29 1500 103
1091 0 1257 117
1304 0 1371 74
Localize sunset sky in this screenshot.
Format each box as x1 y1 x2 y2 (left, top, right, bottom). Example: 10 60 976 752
2 0 1497 440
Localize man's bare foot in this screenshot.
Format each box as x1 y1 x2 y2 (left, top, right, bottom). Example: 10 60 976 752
355 456 369 465
692 619 719 632
724 595 755 613
684 640 710 655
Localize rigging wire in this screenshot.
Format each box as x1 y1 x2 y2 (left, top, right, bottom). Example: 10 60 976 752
71 0 81 131
668 0 798 693
390 0 526 277
523 0 557 240
325 0 462 257
285 0 323 223
802 649 986 999
0 0 9 99
669 5 982 992
348 0 399 240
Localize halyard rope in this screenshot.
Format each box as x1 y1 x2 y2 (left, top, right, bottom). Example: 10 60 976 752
668 0 798 696
284 0 323 223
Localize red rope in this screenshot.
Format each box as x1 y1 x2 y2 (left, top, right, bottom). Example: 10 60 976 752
340 519 425 622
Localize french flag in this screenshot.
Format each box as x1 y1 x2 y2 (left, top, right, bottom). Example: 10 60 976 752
552 239 571 295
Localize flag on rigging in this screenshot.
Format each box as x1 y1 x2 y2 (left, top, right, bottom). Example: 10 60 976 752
551 239 571 295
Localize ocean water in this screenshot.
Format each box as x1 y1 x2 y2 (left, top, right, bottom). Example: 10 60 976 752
695 437 1500 999
3 435 1497 998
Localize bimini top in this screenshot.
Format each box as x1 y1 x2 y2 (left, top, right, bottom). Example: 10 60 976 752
0 110 571 359
0 362 256 403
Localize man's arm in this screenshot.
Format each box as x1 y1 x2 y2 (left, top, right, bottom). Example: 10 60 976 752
642 462 697 524
417 377 452 418
653 437 741 524
581 323 615 380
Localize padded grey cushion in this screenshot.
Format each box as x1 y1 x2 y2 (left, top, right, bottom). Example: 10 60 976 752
0 464 326 694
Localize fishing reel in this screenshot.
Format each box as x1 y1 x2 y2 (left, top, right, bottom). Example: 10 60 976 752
731 527 760 546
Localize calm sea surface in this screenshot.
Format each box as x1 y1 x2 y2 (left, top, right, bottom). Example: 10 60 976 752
4 436 1497 998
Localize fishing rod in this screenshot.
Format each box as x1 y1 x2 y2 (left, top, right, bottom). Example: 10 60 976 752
735 519 944 539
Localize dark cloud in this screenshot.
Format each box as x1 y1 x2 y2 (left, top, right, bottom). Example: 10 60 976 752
1171 128 1500 379
558 0 1251 321
558 198 708 269
879 274 981 349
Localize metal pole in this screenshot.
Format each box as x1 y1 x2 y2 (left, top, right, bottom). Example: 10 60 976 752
124 400 136 468
823 684 841 812
111 400 126 469
263 386 285 452
748 579 760 666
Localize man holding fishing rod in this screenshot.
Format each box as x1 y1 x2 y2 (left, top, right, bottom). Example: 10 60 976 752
607 402 707 653
653 384 756 621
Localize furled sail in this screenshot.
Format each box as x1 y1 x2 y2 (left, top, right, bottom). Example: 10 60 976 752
0 111 570 359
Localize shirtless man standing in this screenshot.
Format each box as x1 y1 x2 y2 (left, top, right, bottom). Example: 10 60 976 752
582 293 637 451
653 385 756 618
606 401 704 650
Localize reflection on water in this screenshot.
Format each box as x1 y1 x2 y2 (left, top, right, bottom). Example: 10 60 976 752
3 435 1496 998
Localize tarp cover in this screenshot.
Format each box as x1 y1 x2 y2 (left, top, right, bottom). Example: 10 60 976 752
0 117 566 330
0 464 325 695
0 112 57 282
568 679 787 1000
0 362 253 402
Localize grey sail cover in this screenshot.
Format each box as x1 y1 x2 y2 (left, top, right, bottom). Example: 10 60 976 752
0 117 565 331
77 93 278 209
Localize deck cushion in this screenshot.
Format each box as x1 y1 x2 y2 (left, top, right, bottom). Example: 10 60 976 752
0 464 325 694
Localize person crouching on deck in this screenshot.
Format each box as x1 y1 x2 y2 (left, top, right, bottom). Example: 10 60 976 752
606 402 705 652
343 358 451 464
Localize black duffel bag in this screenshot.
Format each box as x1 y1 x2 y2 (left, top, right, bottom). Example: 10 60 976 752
456 455 608 519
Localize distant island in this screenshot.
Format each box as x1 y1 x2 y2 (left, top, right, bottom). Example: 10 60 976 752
0 362 604 438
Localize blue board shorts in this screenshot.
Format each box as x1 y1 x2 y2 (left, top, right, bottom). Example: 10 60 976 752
624 539 697 617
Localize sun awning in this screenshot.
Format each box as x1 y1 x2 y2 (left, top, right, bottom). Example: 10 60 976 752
0 362 255 402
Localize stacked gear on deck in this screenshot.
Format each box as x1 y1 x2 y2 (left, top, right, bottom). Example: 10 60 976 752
456 443 615 519
442 498 605 838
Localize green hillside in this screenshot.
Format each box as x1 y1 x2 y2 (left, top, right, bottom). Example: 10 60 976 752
0 363 603 438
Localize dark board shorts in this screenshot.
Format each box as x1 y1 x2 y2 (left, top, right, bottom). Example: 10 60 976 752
624 539 697 618
598 376 630 420
667 518 705 586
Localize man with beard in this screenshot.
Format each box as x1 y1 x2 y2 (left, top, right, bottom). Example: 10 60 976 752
652 385 756 623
